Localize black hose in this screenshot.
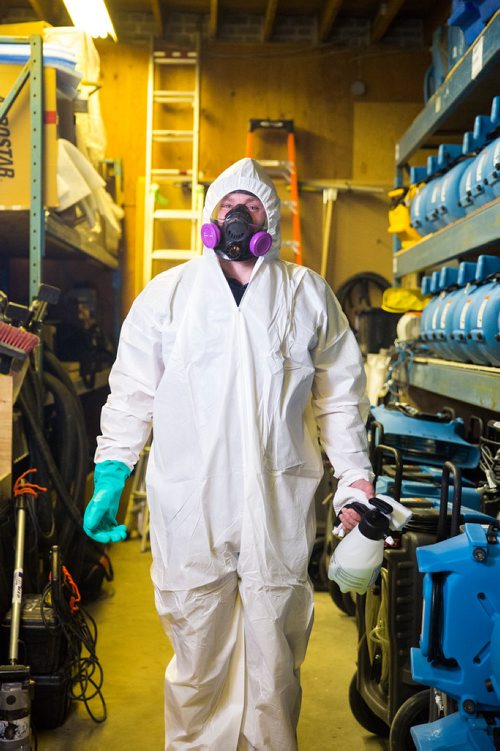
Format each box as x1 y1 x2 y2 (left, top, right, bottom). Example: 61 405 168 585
44 348 87 424
335 272 391 311
17 389 83 530
43 371 78 491
43 348 91 505
41 370 87 576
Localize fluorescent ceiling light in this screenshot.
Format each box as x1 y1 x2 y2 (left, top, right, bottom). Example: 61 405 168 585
63 0 118 41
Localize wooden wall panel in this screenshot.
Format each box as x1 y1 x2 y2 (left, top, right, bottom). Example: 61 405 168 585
325 191 393 288
97 40 429 310
352 102 423 182
96 40 149 316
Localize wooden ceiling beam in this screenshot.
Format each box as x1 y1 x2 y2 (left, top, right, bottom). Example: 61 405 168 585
28 0 58 23
262 0 278 42
150 0 164 37
318 0 344 43
424 0 452 44
371 0 406 43
208 0 218 39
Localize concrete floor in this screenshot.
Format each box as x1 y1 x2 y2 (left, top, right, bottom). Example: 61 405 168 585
36 538 389 750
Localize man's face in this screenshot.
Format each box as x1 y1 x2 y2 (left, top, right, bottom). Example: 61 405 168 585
217 192 267 228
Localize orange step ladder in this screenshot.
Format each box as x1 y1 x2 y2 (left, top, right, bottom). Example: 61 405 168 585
246 119 303 265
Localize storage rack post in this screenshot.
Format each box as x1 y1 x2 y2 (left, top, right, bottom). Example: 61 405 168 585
0 35 44 304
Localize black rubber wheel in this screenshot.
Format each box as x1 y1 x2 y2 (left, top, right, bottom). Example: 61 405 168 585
389 689 431 751
327 577 355 615
342 591 357 616
348 674 390 737
335 272 391 335
308 537 328 591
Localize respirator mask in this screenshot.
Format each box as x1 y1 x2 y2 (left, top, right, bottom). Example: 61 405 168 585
201 204 272 261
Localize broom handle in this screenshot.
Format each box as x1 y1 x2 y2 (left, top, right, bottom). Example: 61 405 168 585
9 495 27 664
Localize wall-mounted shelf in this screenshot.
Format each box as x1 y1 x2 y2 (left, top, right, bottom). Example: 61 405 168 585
0 211 119 269
395 357 500 411
394 199 500 277
46 215 119 269
396 10 500 166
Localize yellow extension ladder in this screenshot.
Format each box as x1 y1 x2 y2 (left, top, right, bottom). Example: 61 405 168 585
142 37 203 288
246 119 303 265
124 444 150 552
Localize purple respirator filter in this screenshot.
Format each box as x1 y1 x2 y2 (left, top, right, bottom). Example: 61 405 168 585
200 222 272 257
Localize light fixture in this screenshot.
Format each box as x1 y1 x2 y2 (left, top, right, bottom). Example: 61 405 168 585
62 0 118 41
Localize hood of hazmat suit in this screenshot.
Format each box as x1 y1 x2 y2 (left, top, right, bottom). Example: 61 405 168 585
95 157 372 750
202 156 281 260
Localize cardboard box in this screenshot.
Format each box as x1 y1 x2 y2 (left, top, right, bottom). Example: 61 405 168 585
0 63 58 208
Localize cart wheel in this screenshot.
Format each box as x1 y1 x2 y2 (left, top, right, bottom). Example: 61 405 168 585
389 689 431 751
327 578 354 615
342 591 356 616
308 537 328 591
349 674 390 737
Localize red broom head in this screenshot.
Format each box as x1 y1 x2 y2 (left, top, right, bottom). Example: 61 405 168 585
0 321 40 354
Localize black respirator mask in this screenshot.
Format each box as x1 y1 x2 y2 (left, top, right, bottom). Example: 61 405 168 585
200 205 272 262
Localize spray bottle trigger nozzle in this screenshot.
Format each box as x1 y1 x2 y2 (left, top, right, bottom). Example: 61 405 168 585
369 497 393 515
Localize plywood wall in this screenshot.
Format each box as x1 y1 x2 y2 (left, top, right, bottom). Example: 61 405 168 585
97 39 430 313
97 40 149 316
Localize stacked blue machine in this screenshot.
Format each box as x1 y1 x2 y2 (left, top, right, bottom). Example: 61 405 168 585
420 254 500 367
371 404 483 511
424 2 499 101
409 96 500 238
410 522 500 749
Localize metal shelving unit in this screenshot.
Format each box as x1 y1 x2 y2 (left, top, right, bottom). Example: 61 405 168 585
46 214 119 269
396 358 499 412
0 34 119 293
393 198 499 278
396 10 500 168
392 13 500 407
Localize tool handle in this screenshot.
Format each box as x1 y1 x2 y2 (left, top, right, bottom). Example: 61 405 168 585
372 443 403 502
437 461 462 542
9 496 27 663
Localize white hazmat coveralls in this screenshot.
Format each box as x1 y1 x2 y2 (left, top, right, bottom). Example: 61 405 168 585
95 158 373 750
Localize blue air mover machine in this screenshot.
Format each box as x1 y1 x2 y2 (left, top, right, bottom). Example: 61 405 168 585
436 156 473 226
348 452 495 744
453 255 500 365
469 145 498 208
484 137 500 197
420 272 443 345
410 161 442 238
469 271 500 367
368 405 482 510
450 255 500 362
448 0 486 46
369 403 480 470
440 261 478 361
427 267 459 358
408 520 500 750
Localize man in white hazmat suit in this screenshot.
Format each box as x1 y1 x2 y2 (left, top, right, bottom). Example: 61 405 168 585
84 157 374 750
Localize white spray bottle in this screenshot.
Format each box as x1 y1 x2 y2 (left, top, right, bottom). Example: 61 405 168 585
328 493 412 595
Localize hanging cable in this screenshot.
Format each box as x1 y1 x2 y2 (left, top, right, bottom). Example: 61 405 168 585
39 549 107 724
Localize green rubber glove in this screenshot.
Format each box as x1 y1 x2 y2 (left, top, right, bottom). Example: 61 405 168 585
83 460 131 544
